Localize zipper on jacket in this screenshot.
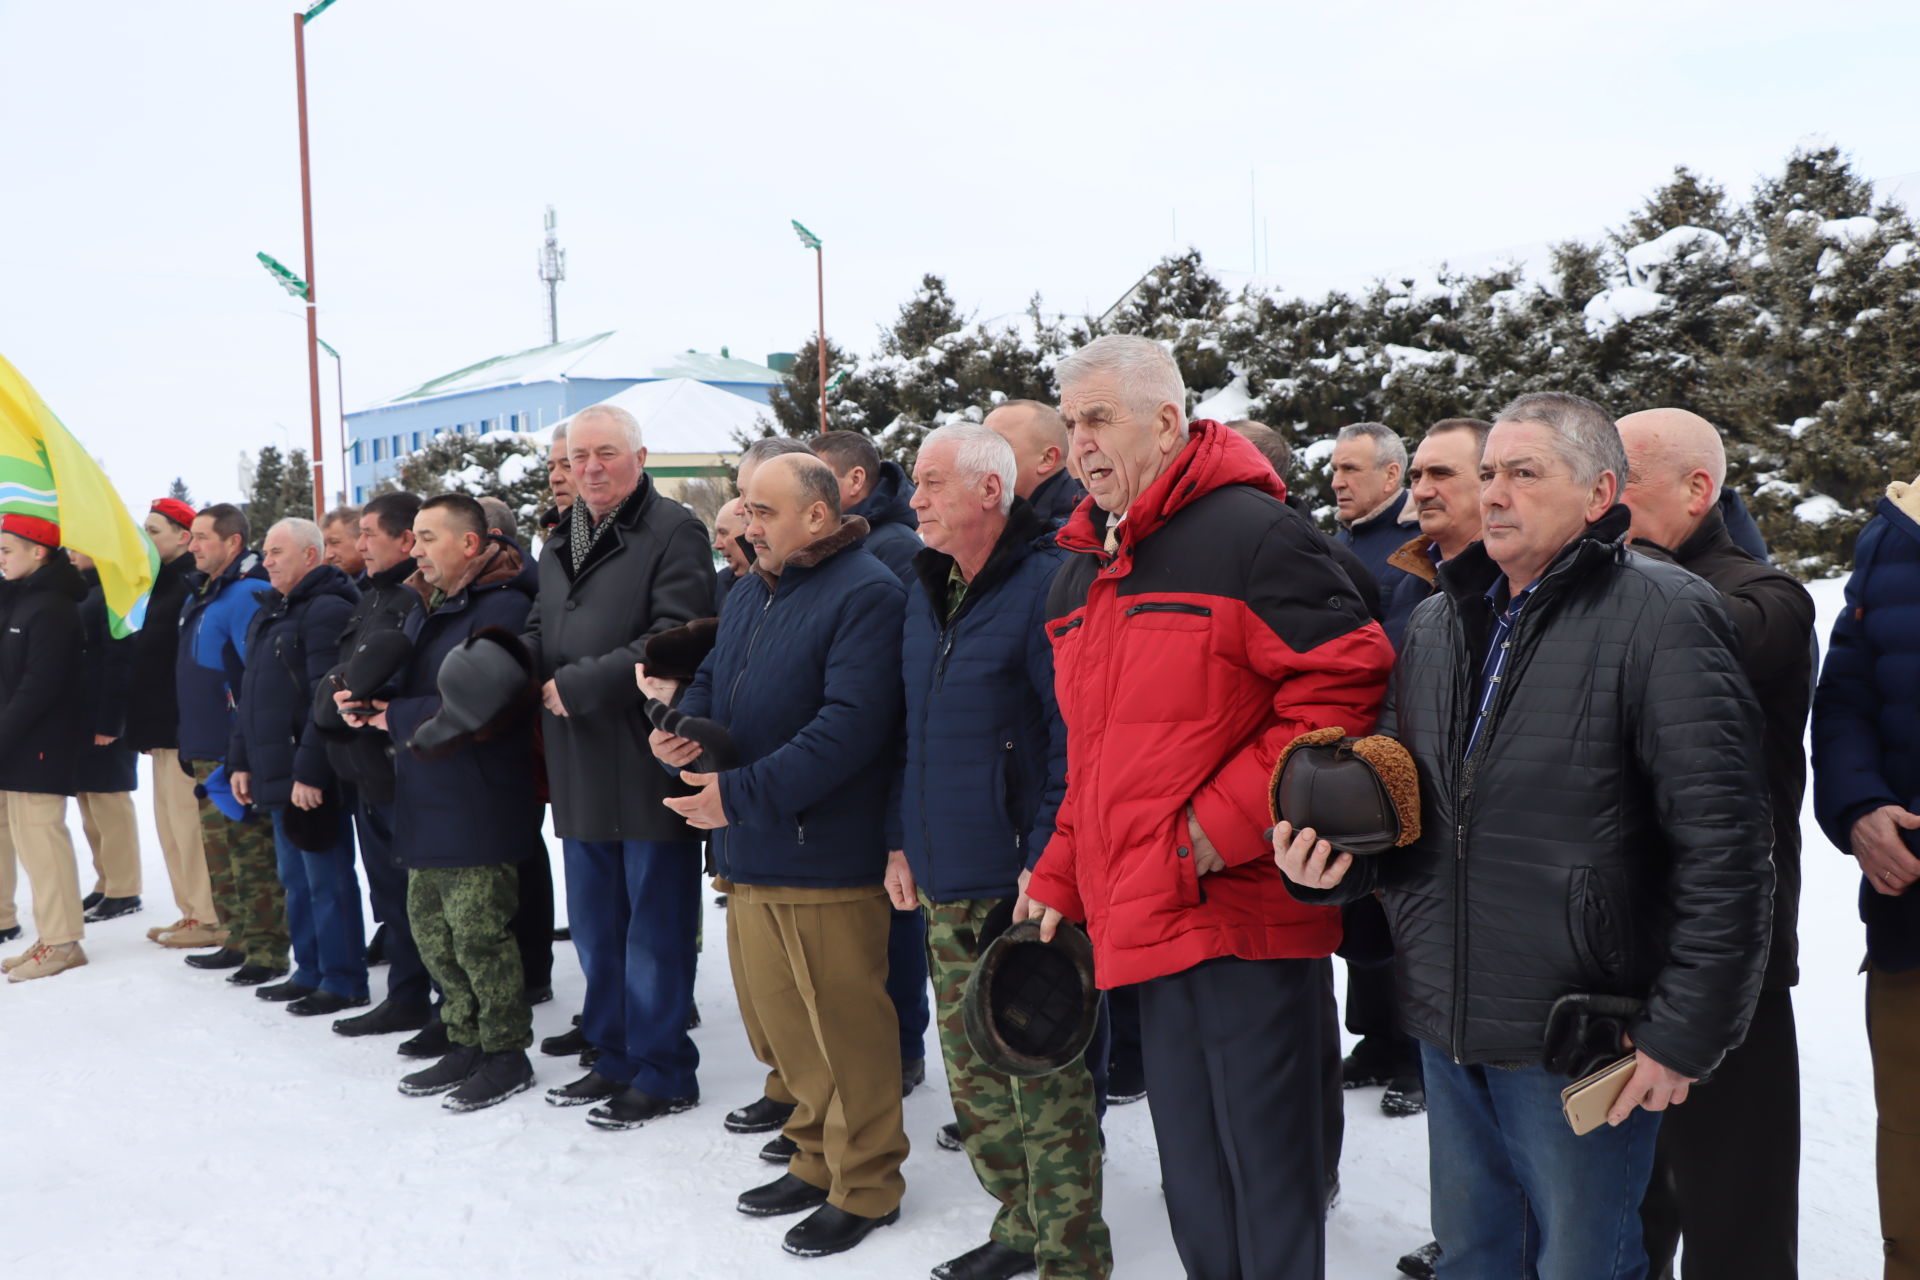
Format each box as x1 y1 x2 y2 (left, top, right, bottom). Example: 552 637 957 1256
1124 601 1211 617
1050 618 1083 639
724 591 777 720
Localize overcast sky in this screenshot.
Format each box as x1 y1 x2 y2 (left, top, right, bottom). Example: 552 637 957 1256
3 0 1918 510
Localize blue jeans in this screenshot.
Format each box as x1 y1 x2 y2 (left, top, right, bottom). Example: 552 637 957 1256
563 839 701 1099
1422 1043 1661 1280
886 907 930 1065
271 808 368 1000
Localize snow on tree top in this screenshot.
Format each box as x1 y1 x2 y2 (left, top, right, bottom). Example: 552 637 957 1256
1582 285 1669 337
1623 226 1728 291
1818 216 1881 249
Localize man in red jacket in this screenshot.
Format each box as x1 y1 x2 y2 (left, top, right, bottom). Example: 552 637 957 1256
1018 335 1394 1280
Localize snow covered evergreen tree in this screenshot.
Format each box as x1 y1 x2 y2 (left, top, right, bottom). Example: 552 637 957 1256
385 431 547 543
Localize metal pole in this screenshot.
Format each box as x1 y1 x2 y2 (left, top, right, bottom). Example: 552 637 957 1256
815 246 828 431
332 350 347 506
295 12 326 519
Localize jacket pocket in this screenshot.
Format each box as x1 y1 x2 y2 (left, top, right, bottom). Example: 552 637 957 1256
1568 865 1629 985
1113 605 1214 724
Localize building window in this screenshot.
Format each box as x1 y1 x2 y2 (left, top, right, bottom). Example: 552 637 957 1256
354 485 364 504
412 431 423 451
371 439 383 462
351 440 362 466
391 434 402 455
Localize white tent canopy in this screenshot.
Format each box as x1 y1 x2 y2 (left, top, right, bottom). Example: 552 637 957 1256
542 377 771 454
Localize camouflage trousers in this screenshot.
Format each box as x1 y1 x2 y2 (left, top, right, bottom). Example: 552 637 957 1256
410 864 531 1053
924 894 1113 1279
190 760 287 969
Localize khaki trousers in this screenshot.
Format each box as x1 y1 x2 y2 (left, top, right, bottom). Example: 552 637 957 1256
1 792 84 945
0 804 15 931
1871 964 1920 1280
79 791 142 898
148 750 213 922
727 883 908 1217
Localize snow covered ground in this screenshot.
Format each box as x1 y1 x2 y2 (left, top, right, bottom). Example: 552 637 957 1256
0 577 1882 1278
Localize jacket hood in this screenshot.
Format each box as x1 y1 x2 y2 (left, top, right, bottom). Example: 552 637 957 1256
850 459 919 533
751 515 870 588
1057 419 1284 558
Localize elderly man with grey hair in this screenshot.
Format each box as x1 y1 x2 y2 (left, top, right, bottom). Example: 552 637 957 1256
1019 334 1395 1280
1330 420 1417 597
522 401 716 1130
539 420 574 537
229 515 367 1014
1278 391 1774 1280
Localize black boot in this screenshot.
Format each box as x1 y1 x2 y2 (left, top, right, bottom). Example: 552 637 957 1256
186 947 244 970
902 1057 926 1097
333 998 431 1037
932 1241 1038 1280
936 1121 963 1152
398 1018 451 1059
397 1045 482 1097
736 1172 828 1217
724 1095 796 1134
540 1025 588 1057
524 985 553 1007
1104 1060 1147 1105
545 1070 621 1107
365 923 388 966
781 1203 900 1257
760 1134 797 1164
1341 1034 1405 1089
82 891 104 911
1397 1241 1442 1279
287 991 369 1017
84 895 142 922
1382 1073 1427 1117
586 1087 697 1130
443 1050 534 1112
228 964 289 986
0 925 19 944
255 978 316 1002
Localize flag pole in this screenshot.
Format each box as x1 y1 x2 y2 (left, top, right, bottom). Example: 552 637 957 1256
294 10 325 519
816 244 828 431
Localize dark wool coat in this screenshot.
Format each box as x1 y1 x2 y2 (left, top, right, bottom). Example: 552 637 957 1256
0 553 87 796
76 569 138 794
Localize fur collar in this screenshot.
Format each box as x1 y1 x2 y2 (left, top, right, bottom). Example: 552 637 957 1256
752 515 871 588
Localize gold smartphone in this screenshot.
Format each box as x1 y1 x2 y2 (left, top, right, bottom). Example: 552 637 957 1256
1560 1055 1637 1135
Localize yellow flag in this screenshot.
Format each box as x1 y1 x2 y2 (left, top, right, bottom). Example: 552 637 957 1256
0 354 157 637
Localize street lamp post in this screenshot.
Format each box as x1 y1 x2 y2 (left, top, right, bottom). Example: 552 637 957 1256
292 0 340 518
318 337 346 505
791 220 827 430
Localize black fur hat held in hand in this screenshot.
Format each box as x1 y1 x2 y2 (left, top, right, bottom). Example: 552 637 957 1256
962 899 1099 1078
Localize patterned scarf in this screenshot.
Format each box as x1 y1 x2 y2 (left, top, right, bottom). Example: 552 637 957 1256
569 495 622 575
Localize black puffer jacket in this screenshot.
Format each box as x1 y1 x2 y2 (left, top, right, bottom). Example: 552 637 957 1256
1287 506 1774 1080
124 551 194 752
0 553 87 795
228 565 359 808
296 558 423 806
1632 508 1815 990
76 569 138 793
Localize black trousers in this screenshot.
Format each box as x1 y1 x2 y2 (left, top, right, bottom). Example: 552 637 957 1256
508 839 555 990
1139 956 1326 1280
352 798 430 1007
1315 958 1344 1184
1640 987 1800 1279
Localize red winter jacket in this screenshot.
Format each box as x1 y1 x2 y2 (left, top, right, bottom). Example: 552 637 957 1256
1026 421 1395 987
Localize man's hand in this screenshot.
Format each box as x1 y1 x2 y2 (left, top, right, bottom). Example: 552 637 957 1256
662 770 727 830
341 698 388 732
291 782 325 811
635 662 682 705
230 771 253 806
541 678 569 718
1273 820 1353 890
1607 1043 1696 1126
1184 805 1226 876
93 734 116 747
885 849 917 910
1851 805 1920 896
1011 873 1064 943
649 728 702 768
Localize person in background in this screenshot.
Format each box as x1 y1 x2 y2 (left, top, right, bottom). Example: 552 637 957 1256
128 498 220 950
984 399 1086 528
69 549 143 923
712 497 752 611
322 505 366 580
1330 421 1416 599
539 422 573 537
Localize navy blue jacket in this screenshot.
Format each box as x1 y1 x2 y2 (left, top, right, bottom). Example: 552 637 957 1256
1027 469 1088 530
76 570 138 794
385 542 541 869
891 500 1066 903
1335 490 1415 600
679 517 906 888
0 554 87 796
227 565 359 808
849 459 921 584
1814 493 1920 971
174 551 274 763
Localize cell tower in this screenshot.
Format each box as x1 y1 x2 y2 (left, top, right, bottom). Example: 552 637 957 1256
538 205 566 345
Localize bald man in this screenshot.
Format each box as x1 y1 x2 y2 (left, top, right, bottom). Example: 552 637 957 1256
712 498 752 611
985 400 1086 527
1620 407 1814 1280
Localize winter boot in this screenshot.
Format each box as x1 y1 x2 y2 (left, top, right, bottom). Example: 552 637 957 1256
1397 1241 1442 1279
936 1121 964 1151
83 895 141 923
442 1050 534 1112
398 1018 451 1059
760 1134 797 1164
6 941 88 982
545 1070 622 1108
397 1045 482 1097
333 998 431 1037
540 1024 588 1058
932 1241 1038 1280
723 1095 795 1134
0 925 20 944
781 1203 899 1257
186 947 244 970
586 1087 697 1130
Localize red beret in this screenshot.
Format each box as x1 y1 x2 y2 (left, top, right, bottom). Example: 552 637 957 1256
0 514 61 549
150 498 197 530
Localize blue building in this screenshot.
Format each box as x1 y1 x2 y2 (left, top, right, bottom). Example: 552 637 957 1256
344 332 790 501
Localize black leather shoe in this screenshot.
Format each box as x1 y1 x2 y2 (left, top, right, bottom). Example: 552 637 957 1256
333 999 431 1037
443 1050 534 1112
1397 1240 1442 1279
724 1095 796 1134
1382 1074 1427 1117
552 925 571 941
902 1057 926 1097
760 1134 797 1164
524 984 553 1007
936 1121 963 1151
585 1087 697 1131
365 923 388 966
287 991 369 1017
781 1203 899 1257
82 891 104 911
932 1240 1037 1280
398 1045 482 1097
84 895 142 922
540 1025 589 1057
736 1172 829 1217
545 1070 621 1107
187 947 244 970
398 1020 451 1059
255 979 317 1002
0 925 19 944
227 964 288 986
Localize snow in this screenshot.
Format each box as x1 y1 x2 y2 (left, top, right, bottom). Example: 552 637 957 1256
1796 494 1844 525
1582 285 1669 337
496 453 538 486
1879 242 1916 271
0 581 1885 1278
1191 373 1254 424
1301 436 1338 471
1622 226 1728 291
1817 216 1881 250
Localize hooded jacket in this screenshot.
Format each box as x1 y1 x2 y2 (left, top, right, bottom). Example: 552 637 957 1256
76 567 139 794
678 516 906 889
1286 506 1774 1080
384 540 540 868
125 551 194 752
227 564 359 808
848 458 922 584
174 550 274 763
892 499 1067 903
296 556 424 806
1024 420 1396 988
0 551 87 795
